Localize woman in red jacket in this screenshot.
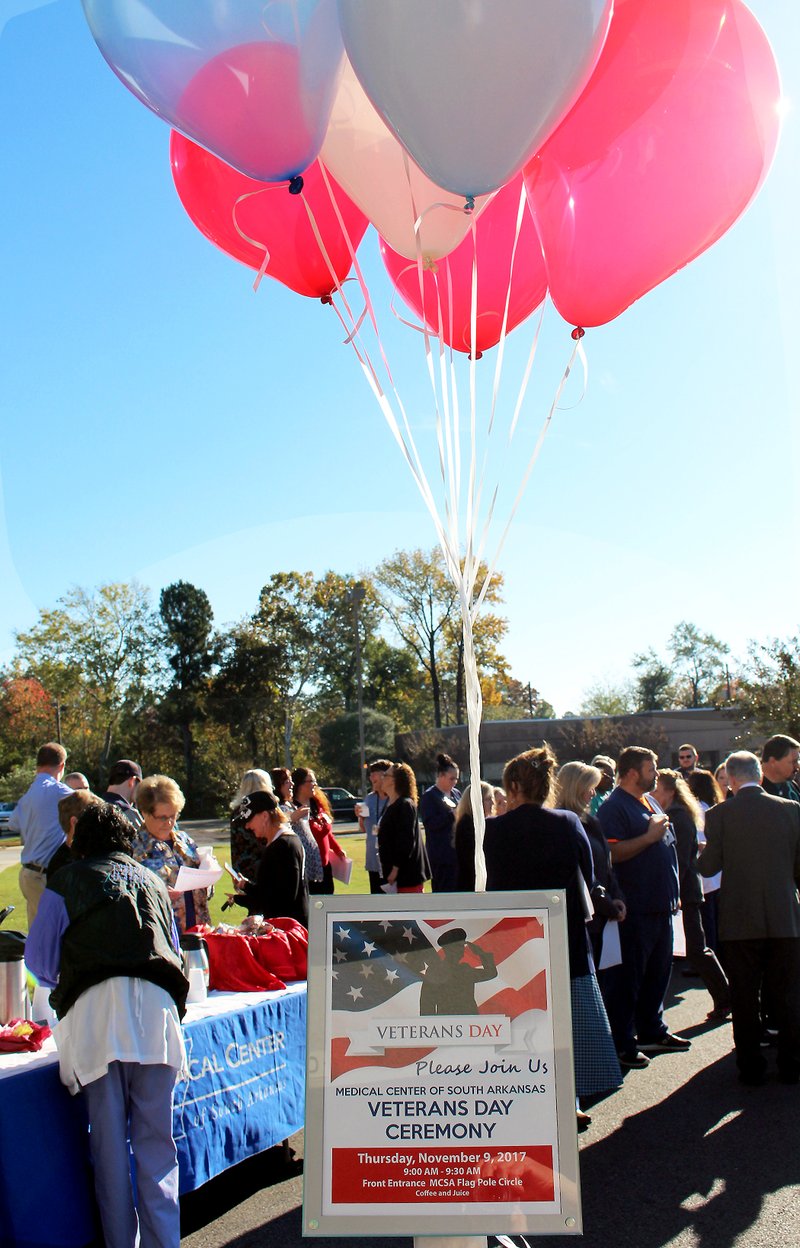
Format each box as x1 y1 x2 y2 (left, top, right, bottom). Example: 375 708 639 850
292 767 347 894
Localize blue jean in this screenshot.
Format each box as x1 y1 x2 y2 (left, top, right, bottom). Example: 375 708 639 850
82 1061 180 1248
602 911 674 1053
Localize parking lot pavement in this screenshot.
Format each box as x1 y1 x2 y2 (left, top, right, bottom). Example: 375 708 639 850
179 968 800 1248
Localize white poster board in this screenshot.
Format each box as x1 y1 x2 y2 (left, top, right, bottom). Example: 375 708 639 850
303 892 581 1238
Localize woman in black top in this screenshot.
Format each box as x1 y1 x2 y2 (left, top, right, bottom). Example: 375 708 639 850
485 745 621 1114
378 764 431 893
228 791 308 926
418 753 460 892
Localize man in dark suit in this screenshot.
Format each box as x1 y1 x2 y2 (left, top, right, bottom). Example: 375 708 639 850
699 750 800 1085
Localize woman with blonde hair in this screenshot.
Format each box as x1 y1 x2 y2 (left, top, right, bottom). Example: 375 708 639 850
378 763 430 894
48 790 104 878
556 761 626 967
485 745 622 1119
132 775 210 933
229 769 274 878
453 782 496 891
653 769 730 1021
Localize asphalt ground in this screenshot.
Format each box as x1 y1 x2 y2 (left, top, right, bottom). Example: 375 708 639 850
179 967 800 1248
6 826 798 1245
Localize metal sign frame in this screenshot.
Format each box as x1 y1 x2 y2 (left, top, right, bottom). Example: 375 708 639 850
303 890 581 1237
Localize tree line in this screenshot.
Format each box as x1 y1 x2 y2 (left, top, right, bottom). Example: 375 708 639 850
0 549 553 813
578 620 800 743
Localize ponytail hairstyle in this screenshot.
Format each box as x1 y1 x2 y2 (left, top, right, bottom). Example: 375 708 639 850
502 744 558 807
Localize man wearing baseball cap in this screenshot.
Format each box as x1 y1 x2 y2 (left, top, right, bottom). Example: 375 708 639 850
103 759 144 831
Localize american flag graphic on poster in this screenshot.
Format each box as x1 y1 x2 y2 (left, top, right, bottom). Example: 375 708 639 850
328 912 550 1081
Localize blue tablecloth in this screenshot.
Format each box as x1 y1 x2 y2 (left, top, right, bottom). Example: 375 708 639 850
0 985 307 1248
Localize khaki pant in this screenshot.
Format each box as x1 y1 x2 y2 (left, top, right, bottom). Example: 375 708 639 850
19 865 46 926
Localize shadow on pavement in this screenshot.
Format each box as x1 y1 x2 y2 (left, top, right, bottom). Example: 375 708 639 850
534 1055 800 1248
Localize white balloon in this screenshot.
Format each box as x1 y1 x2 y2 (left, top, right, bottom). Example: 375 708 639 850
321 60 491 260
337 0 613 197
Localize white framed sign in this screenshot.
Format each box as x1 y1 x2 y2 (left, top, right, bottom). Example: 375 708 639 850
303 891 581 1237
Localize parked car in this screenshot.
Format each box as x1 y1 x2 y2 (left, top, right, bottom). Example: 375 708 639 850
319 787 359 821
0 802 17 835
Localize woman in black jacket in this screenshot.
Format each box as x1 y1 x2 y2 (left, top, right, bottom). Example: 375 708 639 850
228 791 308 926
485 745 621 1118
378 764 431 893
653 769 730 1020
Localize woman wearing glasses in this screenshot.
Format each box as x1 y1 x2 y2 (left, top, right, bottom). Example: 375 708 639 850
132 774 210 932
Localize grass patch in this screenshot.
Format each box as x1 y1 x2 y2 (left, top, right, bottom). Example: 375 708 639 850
0 864 26 931
0 834 375 936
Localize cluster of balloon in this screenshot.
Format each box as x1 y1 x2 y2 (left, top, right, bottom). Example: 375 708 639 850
380 177 547 358
82 0 781 333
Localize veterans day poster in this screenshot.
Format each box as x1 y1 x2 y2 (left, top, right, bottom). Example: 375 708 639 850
305 895 580 1237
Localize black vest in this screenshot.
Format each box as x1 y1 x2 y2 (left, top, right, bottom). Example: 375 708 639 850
47 852 189 1019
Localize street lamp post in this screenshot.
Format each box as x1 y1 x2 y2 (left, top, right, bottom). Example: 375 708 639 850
347 582 367 797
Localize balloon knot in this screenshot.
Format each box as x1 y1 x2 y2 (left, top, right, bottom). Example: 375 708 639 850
423 256 438 273
320 294 333 305
469 350 483 361
289 175 304 196
571 326 585 340
464 195 476 214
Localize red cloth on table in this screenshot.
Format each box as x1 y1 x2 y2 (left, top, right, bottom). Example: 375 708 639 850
0 1019 51 1052
193 918 308 992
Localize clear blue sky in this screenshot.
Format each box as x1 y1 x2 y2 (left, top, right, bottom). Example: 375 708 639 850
1 1 797 716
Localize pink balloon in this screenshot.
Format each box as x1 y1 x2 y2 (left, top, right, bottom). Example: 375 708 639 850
170 134 369 300
524 0 782 328
380 177 547 356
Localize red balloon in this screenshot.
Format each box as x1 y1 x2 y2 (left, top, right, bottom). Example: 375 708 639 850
380 177 547 356
524 0 782 328
170 133 369 299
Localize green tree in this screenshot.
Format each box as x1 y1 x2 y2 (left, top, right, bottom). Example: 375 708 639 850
15 582 162 777
632 648 676 712
375 548 458 728
735 632 800 739
317 709 396 791
580 679 635 717
159 581 216 805
668 621 729 708
252 572 324 765
375 548 512 728
362 636 428 730
207 623 284 767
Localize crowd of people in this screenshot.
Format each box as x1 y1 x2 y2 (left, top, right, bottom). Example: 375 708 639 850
9 728 800 1246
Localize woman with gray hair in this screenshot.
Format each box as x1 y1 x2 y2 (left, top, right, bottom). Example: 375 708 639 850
132 775 210 934
229 769 274 878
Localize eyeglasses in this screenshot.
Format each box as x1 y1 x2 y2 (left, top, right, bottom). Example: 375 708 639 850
678 753 694 760
151 813 177 824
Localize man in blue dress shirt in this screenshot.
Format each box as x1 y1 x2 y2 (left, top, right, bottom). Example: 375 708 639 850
8 741 71 923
